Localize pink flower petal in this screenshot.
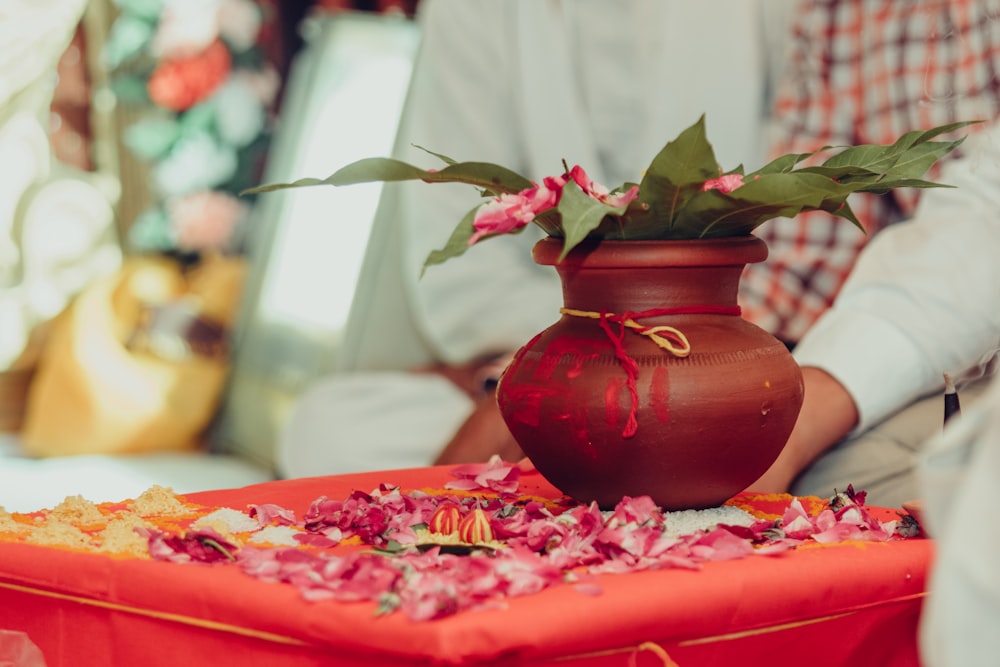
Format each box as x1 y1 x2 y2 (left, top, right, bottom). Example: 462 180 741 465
150 481 899 622
445 455 521 493
701 173 745 193
249 503 297 527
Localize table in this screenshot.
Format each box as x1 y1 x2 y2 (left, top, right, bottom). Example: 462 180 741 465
0 465 930 667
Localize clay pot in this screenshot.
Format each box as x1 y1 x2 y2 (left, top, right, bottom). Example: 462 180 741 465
496 236 803 511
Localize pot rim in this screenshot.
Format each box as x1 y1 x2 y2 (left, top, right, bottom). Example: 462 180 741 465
532 235 768 268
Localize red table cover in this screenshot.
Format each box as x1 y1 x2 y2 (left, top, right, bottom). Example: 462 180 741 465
0 466 930 667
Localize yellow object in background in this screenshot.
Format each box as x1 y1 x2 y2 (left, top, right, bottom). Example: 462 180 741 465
20 254 245 457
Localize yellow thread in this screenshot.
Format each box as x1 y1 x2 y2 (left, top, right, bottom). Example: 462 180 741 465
678 612 855 646
551 641 678 666
0 580 310 647
560 307 692 357
630 641 679 667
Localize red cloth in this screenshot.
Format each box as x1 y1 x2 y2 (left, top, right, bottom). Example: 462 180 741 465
0 467 930 666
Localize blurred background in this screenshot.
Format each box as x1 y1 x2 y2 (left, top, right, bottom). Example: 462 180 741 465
0 0 423 509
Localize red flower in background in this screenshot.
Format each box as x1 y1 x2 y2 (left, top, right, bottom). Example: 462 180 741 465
148 40 232 111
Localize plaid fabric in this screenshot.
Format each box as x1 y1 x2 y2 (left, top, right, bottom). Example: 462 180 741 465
740 0 1000 343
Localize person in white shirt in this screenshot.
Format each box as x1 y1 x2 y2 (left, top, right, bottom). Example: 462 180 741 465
917 372 1000 667
280 0 999 515
277 0 795 477
752 119 1000 506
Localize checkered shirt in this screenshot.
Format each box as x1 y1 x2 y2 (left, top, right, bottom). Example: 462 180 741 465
740 0 1000 344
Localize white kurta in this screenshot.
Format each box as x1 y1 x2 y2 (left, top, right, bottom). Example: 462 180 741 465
279 0 793 476
337 0 793 372
793 120 1000 433
918 374 1000 667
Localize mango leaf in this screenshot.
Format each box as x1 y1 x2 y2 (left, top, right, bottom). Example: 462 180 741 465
643 114 721 184
599 187 697 240
810 122 977 185
244 157 533 198
531 208 564 237
819 139 965 182
751 121 979 182
422 205 480 273
782 163 882 184
820 199 863 227
412 144 458 166
248 114 977 270
852 177 955 196
890 120 980 148
880 138 969 180
753 150 820 175
637 115 721 227
555 181 633 260
677 172 858 237
798 153 963 192
821 121 979 172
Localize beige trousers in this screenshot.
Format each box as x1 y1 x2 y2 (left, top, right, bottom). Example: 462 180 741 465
791 375 995 508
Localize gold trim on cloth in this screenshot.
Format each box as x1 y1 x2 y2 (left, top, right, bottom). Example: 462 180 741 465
549 592 927 665
0 581 309 647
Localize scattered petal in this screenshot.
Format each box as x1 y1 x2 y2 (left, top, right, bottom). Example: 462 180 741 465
445 455 521 493
146 482 904 621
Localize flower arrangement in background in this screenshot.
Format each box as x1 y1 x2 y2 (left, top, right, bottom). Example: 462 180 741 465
104 0 278 259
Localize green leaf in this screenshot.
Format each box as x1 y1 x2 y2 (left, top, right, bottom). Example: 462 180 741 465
752 151 819 175
412 144 458 166
853 178 955 195
243 157 533 198
680 172 859 237
531 207 564 237
817 121 978 177
637 115 721 227
247 115 977 270
590 204 666 241
556 181 632 260
382 539 406 552
644 115 721 184
787 164 882 183
821 199 863 227
879 139 968 181
891 120 981 147
421 205 480 273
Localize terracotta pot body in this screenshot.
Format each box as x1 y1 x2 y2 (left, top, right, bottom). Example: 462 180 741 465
496 236 803 510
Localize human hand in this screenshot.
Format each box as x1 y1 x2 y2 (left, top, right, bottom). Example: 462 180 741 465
416 352 513 400
746 366 859 494
433 394 525 465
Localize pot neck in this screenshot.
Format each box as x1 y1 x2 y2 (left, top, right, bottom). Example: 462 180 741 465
556 263 745 313
533 236 768 269
536 237 764 313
